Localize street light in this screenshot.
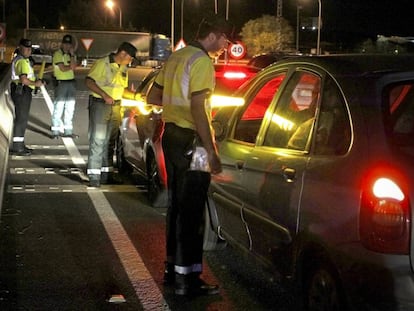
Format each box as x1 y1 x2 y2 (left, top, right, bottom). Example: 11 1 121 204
105 0 122 29
317 0 321 55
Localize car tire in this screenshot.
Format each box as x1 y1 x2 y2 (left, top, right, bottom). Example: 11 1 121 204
302 258 346 311
203 197 227 251
146 153 167 208
116 135 133 175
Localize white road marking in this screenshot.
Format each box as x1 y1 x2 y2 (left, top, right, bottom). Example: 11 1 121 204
89 191 170 310
36 90 170 309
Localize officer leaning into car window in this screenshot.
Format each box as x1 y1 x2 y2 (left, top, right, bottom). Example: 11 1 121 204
10 38 44 156
85 42 137 187
51 34 78 139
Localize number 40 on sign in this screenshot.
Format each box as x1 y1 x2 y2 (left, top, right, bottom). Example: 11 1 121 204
228 41 247 60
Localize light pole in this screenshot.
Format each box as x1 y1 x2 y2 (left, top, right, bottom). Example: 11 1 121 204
316 0 321 55
171 0 174 50
105 0 122 29
180 0 184 40
226 0 229 20
26 0 29 30
296 3 302 52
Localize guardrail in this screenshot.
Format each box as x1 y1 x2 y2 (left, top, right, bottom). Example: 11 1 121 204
0 63 14 213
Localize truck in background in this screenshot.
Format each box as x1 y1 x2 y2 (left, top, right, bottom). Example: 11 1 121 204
24 28 171 66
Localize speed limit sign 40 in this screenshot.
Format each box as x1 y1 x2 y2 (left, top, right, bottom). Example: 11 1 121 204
228 41 247 60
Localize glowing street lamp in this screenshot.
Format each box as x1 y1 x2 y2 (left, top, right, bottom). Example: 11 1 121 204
105 0 122 29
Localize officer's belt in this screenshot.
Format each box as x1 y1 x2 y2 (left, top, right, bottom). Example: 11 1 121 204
90 96 121 106
56 79 75 83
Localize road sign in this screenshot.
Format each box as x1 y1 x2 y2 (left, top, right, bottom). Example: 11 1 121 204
174 38 186 51
228 41 247 60
81 38 94 51
0 23 6 41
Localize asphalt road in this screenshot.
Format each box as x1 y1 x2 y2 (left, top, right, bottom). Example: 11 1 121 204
0 66 294 310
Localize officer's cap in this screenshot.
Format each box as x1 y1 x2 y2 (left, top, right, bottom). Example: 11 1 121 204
19 38 32 48
117 42 137 58
62 34 73 44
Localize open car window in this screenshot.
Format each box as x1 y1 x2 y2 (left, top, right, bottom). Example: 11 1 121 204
232 72 286 143
262 71 321 150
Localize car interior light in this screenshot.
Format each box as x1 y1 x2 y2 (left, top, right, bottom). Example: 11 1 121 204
210 95 244 108
373 178 405 201
121 98 152 115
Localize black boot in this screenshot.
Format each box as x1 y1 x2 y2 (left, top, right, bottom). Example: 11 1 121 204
174 273 219 296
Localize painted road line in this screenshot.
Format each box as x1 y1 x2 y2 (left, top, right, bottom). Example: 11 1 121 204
8 184 145 193
88 191 170 310
39 91 168 309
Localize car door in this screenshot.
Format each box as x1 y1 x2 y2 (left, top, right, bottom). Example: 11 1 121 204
239 69 322 268
121 70 159 172
211 69 287 251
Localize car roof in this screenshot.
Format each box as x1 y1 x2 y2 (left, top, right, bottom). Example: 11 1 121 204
272 54 414 77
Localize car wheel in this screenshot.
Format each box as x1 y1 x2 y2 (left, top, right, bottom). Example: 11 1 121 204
203 197 227 251
303 259 345 311
147 153 166 207
116 135 133 175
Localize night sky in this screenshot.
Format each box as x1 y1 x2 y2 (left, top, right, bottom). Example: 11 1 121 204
8 0 413 41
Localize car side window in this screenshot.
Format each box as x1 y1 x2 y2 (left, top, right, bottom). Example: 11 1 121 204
313 77 351 155
233 73 286 143
387 82 414 148
263 71 321 150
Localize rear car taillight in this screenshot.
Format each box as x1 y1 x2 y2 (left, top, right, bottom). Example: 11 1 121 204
360 172 411 254
223 70 248 80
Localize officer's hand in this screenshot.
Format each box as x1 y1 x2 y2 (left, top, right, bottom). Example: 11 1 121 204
103 94 114 105
208 151 222 175
34 80 44 88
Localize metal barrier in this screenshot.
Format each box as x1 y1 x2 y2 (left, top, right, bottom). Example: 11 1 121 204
0 63 14 212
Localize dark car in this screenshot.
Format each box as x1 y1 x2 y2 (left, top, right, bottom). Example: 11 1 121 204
247 52 301 69
204 54 414 310
117 63 259 207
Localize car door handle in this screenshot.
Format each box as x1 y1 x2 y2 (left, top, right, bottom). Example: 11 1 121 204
235 160 244 170
283 167 296 183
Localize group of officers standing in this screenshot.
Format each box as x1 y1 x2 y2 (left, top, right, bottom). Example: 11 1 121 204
9 14 232 298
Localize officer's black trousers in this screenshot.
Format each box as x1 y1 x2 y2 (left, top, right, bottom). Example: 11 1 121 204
11 83 32 148
162 123 210 274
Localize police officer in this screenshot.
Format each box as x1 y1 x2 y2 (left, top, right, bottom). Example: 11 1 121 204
148 16 229 296
85 42 137 187
51 34 78 139
10 38 44 156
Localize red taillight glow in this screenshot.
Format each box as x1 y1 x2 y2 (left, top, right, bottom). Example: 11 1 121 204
373 178 405 201
223 71 247 80
360 174 411 254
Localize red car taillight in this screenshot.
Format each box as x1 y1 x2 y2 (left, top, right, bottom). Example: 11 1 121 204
360 172 411 254
223 70 248 80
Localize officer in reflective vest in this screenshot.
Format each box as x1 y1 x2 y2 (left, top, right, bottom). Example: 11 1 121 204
10 38 44 156
85 42 137 187
51 34 78 139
